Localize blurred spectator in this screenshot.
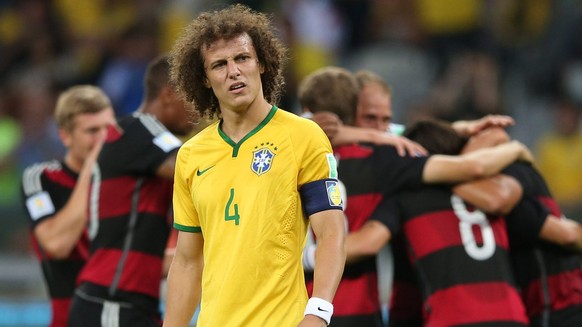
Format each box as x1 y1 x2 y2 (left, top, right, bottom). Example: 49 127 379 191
52 0 138 85
97 21 159 117
563 60 582 106
414 0 486 74
0 0 70 86
427 51 503 122
0 87 22 207
0 85 24 254
10 75 65 169
364 0 421 44
284 0 346 81
489 0 581 97
0 1 63 92
333 0 373 50
0 75 64 255
536 98 582 219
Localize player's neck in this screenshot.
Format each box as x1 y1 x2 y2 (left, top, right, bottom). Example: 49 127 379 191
220 101 271 143
64 152 82 173
137 98 163 120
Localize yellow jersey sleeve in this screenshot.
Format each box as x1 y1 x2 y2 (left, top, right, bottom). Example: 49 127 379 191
173 141 201 232
295 118 338 187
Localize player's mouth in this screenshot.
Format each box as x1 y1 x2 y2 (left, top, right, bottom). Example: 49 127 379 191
229 82 245 92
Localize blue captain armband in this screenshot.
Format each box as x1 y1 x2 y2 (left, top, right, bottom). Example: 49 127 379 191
300 179 344 216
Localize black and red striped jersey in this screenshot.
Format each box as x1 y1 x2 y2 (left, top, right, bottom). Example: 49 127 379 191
388 235 423 327
21 160 89 327
503 162 582 327
375 185 529 327
306 143 427 326
77 112 181 314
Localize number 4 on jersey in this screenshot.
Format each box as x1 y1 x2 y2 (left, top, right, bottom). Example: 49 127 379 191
225 188 240 225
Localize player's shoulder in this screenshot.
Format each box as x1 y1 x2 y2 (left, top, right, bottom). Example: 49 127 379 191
22 160 62 176
272 107 324 134
22 160 62 194
185 120 220 143
179 120 220 154
274 107 311 124
128 112 168 136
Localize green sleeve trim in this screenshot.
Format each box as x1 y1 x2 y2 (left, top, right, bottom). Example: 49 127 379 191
174 223 202 233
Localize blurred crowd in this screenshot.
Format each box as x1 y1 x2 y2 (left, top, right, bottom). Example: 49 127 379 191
1 0 582 254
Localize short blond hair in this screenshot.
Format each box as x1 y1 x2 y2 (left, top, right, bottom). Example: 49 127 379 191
54 85 112 131
297 66 358 125
354 69 392 95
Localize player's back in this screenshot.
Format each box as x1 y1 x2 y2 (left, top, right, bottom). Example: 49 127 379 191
395 185 528 326
503 162 582 326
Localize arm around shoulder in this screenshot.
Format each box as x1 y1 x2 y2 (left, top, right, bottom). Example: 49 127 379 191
453 174 523 215
539 216 582 253
423 141 533 184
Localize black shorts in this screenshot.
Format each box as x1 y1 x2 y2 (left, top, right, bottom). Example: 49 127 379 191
331 311 384 327
68 290 161 327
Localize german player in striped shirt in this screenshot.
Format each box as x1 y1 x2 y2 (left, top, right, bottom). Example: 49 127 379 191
21 86 115 326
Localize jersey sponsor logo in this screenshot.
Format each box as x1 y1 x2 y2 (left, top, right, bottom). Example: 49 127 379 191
25 191 55 220
326 153 338 179
325 180 343 207
251 148 275 176
153 131 182 152
196 166 214 176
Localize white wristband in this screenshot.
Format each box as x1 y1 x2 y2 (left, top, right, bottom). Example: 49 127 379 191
302 244 316 272
304 297 333 325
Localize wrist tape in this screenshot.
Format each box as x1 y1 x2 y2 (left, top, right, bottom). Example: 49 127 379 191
304 297 333 325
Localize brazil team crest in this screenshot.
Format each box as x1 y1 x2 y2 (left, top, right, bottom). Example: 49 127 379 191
251 148 275 176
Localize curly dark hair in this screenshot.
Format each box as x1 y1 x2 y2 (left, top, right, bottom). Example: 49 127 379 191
169 4 287 119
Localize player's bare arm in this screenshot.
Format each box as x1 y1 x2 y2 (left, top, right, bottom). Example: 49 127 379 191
539 216 582 253
163 231 204 327
423 141 533 184
299 209 346 326
156 153 178 180
345 220 391 264
453 174 523 215
34 138 104 258
452 114 515 137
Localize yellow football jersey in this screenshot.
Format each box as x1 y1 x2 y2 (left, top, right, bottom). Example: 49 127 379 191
173 106 339 326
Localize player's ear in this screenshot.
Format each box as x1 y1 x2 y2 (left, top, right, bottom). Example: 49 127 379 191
160 86 174 104
204 77 211 88
58 128 72 148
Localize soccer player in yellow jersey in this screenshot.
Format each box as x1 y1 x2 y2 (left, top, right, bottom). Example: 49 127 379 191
164 4 347 327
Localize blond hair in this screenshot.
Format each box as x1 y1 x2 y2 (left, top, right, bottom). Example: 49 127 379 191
54 85 112 131
297 66 358 125
354 69 392 95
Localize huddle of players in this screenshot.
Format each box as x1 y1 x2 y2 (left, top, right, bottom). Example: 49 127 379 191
298 66 582 327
